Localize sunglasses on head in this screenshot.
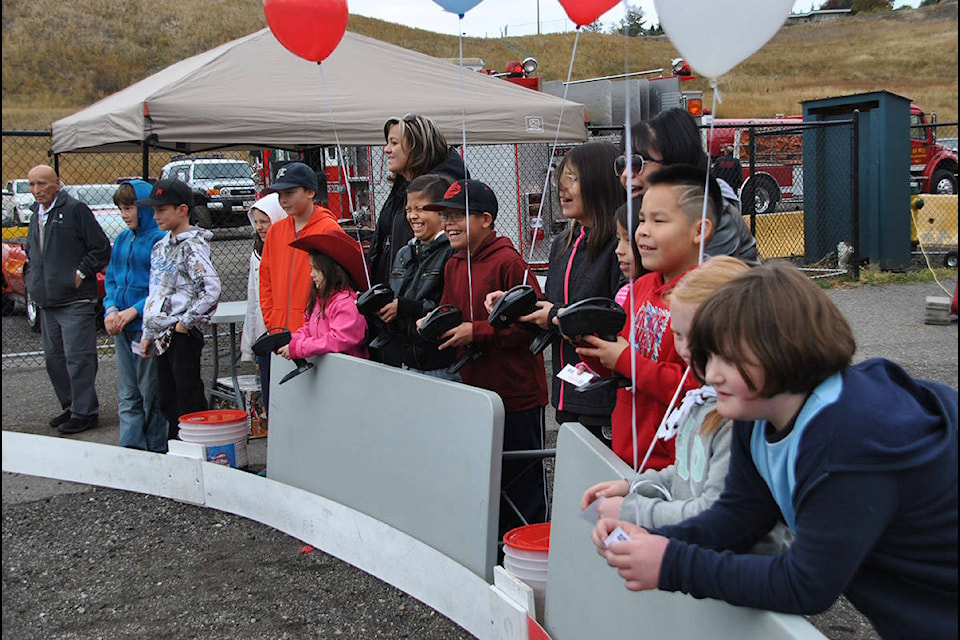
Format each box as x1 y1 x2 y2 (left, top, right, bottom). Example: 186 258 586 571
614 153 657 177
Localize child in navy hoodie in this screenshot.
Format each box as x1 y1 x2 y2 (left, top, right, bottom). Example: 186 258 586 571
592 262 958 639
425 179 549 536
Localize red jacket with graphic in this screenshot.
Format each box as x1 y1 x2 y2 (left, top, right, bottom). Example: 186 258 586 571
440 232 548 413
608 269 697 470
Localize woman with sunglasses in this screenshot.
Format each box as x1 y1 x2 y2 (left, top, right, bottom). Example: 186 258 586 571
618 108 759 265
367 114 467 365
514 141 627 445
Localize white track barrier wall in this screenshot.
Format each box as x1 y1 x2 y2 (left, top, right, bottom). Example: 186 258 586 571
4 354 827 639
546 424 826 640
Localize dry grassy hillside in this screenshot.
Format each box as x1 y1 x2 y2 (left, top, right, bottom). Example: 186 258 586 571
1 0 957 129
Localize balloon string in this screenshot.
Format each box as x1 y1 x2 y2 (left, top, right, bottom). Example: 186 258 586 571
521 28 581 287
456 16 474 322
634 366 691 475
698 79 721 266
615 2 639 472
318 62 372 289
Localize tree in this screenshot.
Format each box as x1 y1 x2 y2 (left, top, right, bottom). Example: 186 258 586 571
818 0 853 9
851 0 893 12
581 20 604 33
613 5 646 37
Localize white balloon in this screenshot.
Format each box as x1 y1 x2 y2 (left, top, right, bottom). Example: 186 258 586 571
654 0 794 79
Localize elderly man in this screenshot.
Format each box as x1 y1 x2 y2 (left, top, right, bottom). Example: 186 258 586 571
24 165 111 434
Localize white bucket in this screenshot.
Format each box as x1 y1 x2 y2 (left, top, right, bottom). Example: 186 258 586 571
502 523 550 621
178 409 249 469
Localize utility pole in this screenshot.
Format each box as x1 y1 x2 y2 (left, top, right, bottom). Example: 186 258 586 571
537 0 541 35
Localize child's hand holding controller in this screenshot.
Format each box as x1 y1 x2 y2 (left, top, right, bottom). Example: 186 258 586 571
575 334 629 370
591 519 668 592
277 344 291 360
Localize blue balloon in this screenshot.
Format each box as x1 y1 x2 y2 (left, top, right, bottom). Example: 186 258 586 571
432 0 483 15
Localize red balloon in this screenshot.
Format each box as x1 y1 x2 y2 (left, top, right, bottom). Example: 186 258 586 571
263 0 349 63
558 0 619 27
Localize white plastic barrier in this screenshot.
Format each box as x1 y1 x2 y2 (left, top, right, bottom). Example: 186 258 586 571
544 423 826 640
267 354 504 582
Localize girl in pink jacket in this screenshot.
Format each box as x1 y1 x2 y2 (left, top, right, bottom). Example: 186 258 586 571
277 244 369 362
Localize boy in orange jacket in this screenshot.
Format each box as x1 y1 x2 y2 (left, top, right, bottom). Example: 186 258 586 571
259 162 345 333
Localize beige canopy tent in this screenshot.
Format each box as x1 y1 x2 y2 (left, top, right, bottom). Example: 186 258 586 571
51 29 587 154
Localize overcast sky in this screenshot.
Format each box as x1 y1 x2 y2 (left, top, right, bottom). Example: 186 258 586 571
347 0 922 39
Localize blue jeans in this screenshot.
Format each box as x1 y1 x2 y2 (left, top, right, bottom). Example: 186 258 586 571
115 330 168 453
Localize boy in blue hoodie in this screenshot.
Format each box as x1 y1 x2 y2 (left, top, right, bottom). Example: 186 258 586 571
104 181 169 452
592 262 958 639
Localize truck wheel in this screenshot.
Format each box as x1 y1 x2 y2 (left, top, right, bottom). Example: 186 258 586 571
930 169 957 195
25 286 41 333
944 250 958 269
192 205 213 229
748 176 780 215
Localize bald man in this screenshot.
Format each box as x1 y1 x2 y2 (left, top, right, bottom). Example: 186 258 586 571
25 165 111 435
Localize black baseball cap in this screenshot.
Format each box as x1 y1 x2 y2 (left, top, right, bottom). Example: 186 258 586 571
266 162 319 193
136 179 194 207
424 179 498 220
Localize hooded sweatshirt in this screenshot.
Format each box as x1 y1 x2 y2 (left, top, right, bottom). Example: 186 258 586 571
102 180 166 334
368 147 467 286
141 226 221 341
259 204 340 332
656 359 958 640
241 193 288 361
439 232 548 413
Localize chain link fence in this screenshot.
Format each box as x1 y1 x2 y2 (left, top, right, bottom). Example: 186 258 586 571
4 121 956 367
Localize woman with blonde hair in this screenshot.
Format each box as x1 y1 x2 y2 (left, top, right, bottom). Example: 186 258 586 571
368 114 467 288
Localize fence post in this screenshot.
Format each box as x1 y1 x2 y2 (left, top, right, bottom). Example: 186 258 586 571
851 110 860 280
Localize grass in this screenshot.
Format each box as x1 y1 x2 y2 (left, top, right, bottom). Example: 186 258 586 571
1 1 957 129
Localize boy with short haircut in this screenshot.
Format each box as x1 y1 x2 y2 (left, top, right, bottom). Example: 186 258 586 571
593 262 958 639
425 179 549 535
577 164 722 470
138 179 221 439
376 174 458 377
104 180 168 452
259 162 344 333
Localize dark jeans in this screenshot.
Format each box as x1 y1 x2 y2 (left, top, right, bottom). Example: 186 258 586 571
499 406 549 538
256 353 270 418
156 329 207 440
40 301 99 419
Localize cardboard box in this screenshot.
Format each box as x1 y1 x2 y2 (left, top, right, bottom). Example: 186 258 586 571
213 375 268 438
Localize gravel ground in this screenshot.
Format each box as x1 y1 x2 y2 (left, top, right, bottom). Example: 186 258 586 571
3 280 957 639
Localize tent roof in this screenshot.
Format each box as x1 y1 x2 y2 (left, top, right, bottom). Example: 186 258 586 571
51 29 587 153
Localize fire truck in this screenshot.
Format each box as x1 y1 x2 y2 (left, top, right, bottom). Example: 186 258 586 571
704 104 958 214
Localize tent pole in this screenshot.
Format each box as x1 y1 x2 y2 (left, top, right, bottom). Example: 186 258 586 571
142 139 150 181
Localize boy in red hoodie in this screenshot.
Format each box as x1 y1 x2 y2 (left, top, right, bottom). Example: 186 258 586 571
425 179 549 536
577 164 720 471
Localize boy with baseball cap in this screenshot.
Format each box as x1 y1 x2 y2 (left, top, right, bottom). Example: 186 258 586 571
138 178 221 440
260 162 346 333
425 179 550 536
